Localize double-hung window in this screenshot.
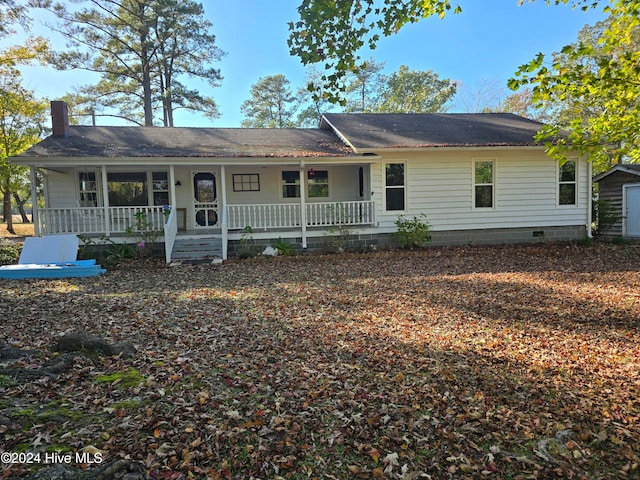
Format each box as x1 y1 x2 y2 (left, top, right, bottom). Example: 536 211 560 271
559 160 577 205
307 170 329 198
282 171 301 198
474 160 494 209
78 171 98 207
152 172 169 205
385 163 405 211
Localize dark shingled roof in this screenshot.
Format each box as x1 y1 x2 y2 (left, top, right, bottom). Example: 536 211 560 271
321 113 547 149
17 126 354 158
593 164 640 183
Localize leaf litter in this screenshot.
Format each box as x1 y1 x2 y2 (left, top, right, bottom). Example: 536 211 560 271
0 243 639 479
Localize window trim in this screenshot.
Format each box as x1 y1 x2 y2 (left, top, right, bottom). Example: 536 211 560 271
558 159 578 206
151 171 169 206
307 169 330 199
384 162 406 212
473 159 495 210
281 170 301 199
232 173 261 192
77 170 99 207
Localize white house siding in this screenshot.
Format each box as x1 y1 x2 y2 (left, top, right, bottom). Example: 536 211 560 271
224 165 363 204
44 169 78 208
372 149 589 234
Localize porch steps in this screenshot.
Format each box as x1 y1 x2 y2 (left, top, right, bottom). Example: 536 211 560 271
170 237 223 263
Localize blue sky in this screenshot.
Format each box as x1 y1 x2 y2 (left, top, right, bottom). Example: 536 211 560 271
8 0 606 127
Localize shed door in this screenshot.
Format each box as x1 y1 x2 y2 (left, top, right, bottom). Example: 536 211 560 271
625 184 640 237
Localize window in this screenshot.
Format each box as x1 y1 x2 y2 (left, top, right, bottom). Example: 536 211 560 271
559 160 576 205
385 163 405 211
78 171 98 207
308 169 329 198
193 172 216 202
282 171 300 198
474 161 494 208
152 172 169 205
106 171 169 206
233 174 260 192
107 172 147 206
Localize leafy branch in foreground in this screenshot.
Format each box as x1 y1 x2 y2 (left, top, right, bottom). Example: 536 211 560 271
288 0 603 105
509 0 640 171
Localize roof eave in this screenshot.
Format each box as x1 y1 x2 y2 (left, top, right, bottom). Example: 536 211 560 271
10 154 380 168
593 164 640 183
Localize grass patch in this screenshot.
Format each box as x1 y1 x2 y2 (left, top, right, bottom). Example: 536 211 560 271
96 368 145 388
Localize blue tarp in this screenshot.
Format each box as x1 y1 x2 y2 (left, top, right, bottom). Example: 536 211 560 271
0 260 106 279
0 235 106 280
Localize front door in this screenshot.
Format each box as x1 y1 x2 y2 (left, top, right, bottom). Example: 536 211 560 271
625 184 640 237
193 171 218 228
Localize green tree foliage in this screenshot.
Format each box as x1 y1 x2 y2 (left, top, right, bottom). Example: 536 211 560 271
510 0 640 171
376 65 456 113
0 63 47 233
288 0 601 105
296 66 336 127
0 38 49 234
0 0 29 37
240 75 300 128
344 58 385 112
36 0 224 126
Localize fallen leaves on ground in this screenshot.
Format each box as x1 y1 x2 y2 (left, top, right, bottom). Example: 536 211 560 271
1 243 639 479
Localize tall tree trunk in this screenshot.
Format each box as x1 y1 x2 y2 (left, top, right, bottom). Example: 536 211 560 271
12 192 30 223
2 179 15 234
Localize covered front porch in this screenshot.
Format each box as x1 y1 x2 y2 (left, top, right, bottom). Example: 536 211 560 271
32 161 378 262
36 200 376 261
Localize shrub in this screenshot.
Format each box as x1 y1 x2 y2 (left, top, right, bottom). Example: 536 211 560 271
393 213 431 248
593 199 619 237
238 226 259 258
0 241 21 265
273 237 294 255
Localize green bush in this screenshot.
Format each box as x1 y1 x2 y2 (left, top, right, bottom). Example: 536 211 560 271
238 226 259 259
393 213 432 248
593 198 619 236
273 237 294 255
0 241 21 265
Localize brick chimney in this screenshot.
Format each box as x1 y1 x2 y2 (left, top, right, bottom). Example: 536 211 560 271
51 101 69 138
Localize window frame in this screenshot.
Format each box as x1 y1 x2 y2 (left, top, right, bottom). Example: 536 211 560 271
384 162 406 212
307 169 329 199
78 170 99 207
97 170 170 207
232 173 261 192
558 160 577 206
281 170 301 199
151 171 169 206
473 159 495 209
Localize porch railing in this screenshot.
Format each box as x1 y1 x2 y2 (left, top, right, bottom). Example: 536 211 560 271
163 207 178 263
37 201 376 235
38 206 169 235
227 200 375 230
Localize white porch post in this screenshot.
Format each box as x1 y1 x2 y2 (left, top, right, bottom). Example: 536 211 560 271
220 165 228 260
30 166 40 236
168 164 177 207
299 162 307 249
101 165 110 236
